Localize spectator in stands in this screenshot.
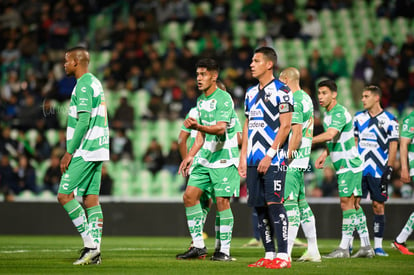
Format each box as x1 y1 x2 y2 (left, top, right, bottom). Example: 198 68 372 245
16 94 41 130
112 97 134 130
398 34 414 106
16 130 35 159
2 94 20 126
142 138 164 177
0 155 18 202
308 49 326 85
38 99 60 130
100 164 113 195
184 6 211 42
1 71 21 103
240 0 264 22
0 126 18 159
300 9 322 42
42 154 61 195
168 0 191 23
53 129 66 157
326 45 348 79
1 40 20 71
110 129 133 162
180 78 198 118
0 4 22 30
164 140 182 178
47 9 71 62
34 133 51 162
15 154 38 195
280 12 302 39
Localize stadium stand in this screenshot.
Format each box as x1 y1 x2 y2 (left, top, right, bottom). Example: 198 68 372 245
0 0 413 201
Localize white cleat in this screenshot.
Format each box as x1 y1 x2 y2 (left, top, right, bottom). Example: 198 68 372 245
73 247 100 265
297 250 322 262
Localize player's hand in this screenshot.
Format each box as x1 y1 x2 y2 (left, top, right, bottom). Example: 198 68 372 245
400 168 411 183
183 117 198 130
60 152 73 174
315 155 326 169
179 156 194 177
238 157 247 178
257 155 272 174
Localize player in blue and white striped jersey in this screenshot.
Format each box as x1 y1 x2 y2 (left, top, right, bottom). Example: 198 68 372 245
353 85 399 257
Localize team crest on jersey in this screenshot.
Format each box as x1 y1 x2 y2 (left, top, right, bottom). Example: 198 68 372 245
378 120 385 128
210 99 217 109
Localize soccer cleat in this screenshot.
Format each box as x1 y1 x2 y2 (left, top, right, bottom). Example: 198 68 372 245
265 258 291 269
374 248 389 257
323 247 350 259
90 254 102 265
297 250 321 262
351 246 375 258
73 247 100 265
392 241 414 255
210 251 232 262
176 247 207 260
247 257 272 267
293 238 308 247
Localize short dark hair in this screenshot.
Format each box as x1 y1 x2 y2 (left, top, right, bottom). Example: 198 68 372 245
196 58 219 72
254 46 277 66
363 85 382 97
318 79 337 92
66 46 88 53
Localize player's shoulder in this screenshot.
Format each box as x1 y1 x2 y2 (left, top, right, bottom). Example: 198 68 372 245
273 79 291 94
382 110 398 121
354 110 366 117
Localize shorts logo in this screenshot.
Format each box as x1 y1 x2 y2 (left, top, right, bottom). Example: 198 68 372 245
62 183 69 190
225 186 231 192
342 187 348 193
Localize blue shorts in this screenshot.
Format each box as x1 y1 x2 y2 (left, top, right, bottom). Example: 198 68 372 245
362 175 388 202
246 166 287 207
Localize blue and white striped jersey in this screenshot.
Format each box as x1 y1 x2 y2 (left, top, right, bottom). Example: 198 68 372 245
353 110 399 178
244 79 294 166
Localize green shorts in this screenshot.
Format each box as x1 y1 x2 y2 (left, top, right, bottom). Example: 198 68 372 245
188 164 240 198
59 157 103 196
337 170 362 197
284 167 306 201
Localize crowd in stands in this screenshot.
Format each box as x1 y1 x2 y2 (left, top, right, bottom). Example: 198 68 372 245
0 0 413 200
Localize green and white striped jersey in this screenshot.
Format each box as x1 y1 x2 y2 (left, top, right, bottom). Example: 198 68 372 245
67 73 109 161
290 90 314 169
181 107 199 150
196 88 241 168
323 103 362 174
401 111 414 176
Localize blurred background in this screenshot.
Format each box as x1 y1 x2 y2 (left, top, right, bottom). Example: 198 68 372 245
0 0 413 203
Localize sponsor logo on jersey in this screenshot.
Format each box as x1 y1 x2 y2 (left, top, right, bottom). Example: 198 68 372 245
249 109 263 118
248 121 265 129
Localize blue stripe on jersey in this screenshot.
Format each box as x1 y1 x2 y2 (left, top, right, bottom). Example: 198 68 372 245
244 79 293 166
354 110 399 178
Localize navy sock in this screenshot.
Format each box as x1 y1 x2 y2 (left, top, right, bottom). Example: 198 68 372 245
374 214 385 238
252 209 261 241
268 203 288 254
255 206 275 253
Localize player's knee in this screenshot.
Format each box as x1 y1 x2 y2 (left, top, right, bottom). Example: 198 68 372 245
57 193 72 206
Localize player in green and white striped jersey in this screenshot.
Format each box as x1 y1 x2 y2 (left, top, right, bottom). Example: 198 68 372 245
58 47 109 265
392 110 414 255
312 80 372 259
176 58 241 261
279 67 321 262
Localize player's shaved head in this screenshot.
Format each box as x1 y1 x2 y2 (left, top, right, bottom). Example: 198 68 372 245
66 46 90 66
280 67 300 82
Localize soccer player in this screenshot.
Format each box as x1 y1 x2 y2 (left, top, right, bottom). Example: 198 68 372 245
312 80 372 258
353 85 399 256
58 47 109 265
392 110 414 255
177 81 242 255
176 58 241 261
239 46 293 269
279 67 321 262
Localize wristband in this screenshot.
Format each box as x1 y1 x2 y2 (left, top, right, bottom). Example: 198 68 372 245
266 147 277 158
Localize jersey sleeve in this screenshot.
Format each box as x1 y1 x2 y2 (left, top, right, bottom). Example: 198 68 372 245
330 110 346 131
401 116 414 139
291 99 303 124
388 117 399 141
216 95 232 123
353 115 359 138
75 79 93 113
277 86 294 114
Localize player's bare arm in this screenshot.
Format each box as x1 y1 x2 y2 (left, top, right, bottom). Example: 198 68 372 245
312 128 339 144
400 137 411 183
238 119 249 178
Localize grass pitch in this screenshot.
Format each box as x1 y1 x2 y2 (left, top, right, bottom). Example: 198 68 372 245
0 236 413 275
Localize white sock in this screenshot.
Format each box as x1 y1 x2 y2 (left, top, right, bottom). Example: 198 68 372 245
374 237 383 249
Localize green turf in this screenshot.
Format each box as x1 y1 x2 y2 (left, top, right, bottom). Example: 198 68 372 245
0 236 413 274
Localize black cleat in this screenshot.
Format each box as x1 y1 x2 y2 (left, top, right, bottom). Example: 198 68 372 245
90 254 102 265
176 247 207 260
210 251 232 262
